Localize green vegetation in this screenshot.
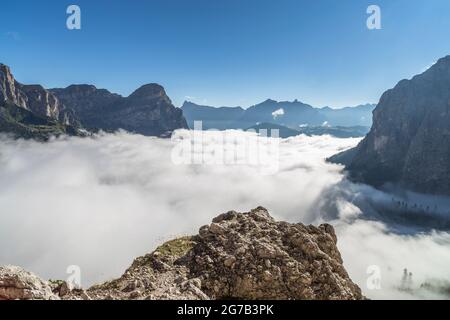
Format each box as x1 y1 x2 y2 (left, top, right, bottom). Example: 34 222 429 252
154 236 196 258
0 101 82 140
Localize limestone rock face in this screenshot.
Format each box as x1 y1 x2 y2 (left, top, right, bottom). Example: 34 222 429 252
0 64 75 125
330 55 450 196
0 266 58 300
1 63 188 138
0 208 363 300
0 101 84 140
184 207 362 300
49 85 121 116
0 64 28 108
50 83 188 137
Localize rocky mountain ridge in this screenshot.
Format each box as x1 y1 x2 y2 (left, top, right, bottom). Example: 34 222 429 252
181 100 375 131
330 55 450 196
248 122 370 138
0 64 77 126
50 83 188 136
0 64 188 138
0 207 363 300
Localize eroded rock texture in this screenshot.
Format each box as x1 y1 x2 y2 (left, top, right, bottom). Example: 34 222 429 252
0 208 363 300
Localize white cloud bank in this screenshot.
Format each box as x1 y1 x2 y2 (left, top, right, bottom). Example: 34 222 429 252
0 130 449 299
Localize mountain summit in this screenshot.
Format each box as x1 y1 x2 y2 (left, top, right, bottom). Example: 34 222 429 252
51 82 188 137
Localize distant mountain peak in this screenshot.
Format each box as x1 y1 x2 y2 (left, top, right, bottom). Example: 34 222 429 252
64 84 98 92
431 55 450 69
129 83 166 99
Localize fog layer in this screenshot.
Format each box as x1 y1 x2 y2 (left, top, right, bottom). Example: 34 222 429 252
0 130 449 299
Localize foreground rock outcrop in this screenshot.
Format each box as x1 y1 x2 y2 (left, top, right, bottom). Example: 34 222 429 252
330 55 450 196
0 208 363 300
0 266 58 300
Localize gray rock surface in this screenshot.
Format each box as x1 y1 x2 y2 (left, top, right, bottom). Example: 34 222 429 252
50 83 188 137
0 266 58 300
330 55 450 196
0 208 363 300
0 64 76 125
1 63 188 138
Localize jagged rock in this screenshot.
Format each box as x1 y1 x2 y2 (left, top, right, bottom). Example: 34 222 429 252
0 266 58 300
0 101 85 140
85 207 362 300
0 64 76 125
0 208 363 300
0 64 86 139
50 83 188 137
330 55 450 196
184 207 362 300
58 281 71 297
1 63 188 139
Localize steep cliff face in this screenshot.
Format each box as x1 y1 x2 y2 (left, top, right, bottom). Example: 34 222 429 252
331 55 450 196
51 83 188 137
0 64 28 108
0 64 75 125
49 85 121 117
0 208 363 300
1 64 188 138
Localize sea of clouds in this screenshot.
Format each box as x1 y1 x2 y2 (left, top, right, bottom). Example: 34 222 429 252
0 129 449 299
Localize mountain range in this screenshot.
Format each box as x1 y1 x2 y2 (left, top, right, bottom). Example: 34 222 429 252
246 122 370 138
248 122 370 139
181 100 375 131
330 55 450 196
0 64 187 139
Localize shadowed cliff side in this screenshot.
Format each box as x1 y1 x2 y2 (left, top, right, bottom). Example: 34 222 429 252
329 55 450 196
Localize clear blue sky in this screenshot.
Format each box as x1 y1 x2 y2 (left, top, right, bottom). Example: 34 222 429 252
2 0 450 108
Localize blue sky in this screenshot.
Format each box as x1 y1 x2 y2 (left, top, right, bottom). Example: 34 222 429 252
2 0 450 108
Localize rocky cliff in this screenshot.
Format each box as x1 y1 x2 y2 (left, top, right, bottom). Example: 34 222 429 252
0 101 84 140
1 63 188 138
330 55 450 196
50 83 188 137
0 64 76 126
0 207 363 300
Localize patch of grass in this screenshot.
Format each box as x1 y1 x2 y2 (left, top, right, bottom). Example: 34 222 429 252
155 236 195 258
48 279 65 286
